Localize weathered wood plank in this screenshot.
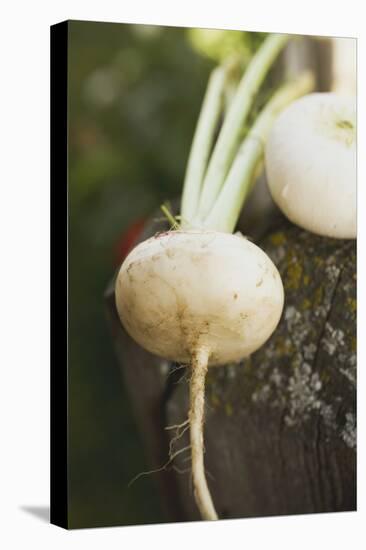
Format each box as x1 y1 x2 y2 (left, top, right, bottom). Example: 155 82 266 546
106 210 356 522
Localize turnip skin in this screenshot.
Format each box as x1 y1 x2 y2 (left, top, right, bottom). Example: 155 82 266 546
265 93 356 239
115 230 284 367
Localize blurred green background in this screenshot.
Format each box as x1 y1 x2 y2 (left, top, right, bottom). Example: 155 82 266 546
67 20 264 528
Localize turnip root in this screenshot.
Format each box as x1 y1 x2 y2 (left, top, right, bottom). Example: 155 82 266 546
265 93 356 239
115 34 314 520
116 231 284 367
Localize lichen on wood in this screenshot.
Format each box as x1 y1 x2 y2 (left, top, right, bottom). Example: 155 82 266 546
202 224 356 440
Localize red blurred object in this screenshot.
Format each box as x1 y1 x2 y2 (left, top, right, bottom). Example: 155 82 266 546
114 218 146 267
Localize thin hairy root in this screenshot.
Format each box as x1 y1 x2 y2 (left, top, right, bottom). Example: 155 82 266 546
169 444 191 461
169 425 190 458
128 444 191 488
129 348 217 522
127 462 171 488
174 372 190 386
164 419 189 431
164 365 190 387
189 346 218 520
168 364 187 377
165 418 190 459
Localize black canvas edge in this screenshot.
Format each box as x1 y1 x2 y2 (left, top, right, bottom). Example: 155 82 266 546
50 20 69 529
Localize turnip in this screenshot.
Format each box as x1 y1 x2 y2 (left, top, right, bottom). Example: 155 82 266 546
115 34 314 520
265 92 356 239
331 37 356 95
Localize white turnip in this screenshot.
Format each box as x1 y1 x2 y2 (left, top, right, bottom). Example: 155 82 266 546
115 34 314 520
116 231 284 367
265 92 356 239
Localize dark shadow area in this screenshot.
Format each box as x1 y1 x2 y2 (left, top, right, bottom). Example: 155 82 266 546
20 506 50 523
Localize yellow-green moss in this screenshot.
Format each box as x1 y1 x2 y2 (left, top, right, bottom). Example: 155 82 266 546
351 336 356 353
347 297 357 314
270 232 286 246
286 261 303 290
225 402 233 417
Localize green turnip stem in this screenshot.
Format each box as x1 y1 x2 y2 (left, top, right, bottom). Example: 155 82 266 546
180 66 227 226
189 345 218 520
195 33 290 222
223 57 241 113
204 70 315 233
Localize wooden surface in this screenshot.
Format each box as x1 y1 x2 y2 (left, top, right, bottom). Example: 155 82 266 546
105 210 356 522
